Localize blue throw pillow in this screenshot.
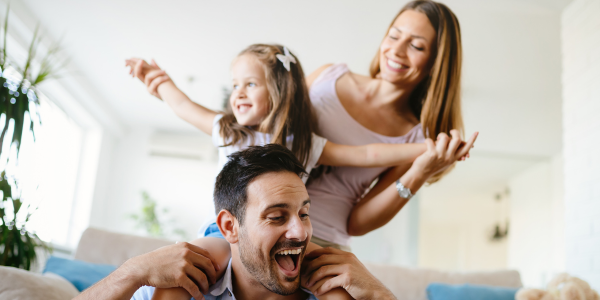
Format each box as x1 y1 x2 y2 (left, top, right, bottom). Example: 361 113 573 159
43 256 117 291
426 283 519 300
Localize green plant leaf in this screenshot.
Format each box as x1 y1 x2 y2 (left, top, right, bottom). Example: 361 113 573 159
12 198 21 214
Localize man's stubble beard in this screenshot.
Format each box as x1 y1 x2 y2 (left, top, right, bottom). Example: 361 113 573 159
238 226 300 296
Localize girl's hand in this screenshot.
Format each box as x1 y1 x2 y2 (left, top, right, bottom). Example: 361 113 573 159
125 58 172 100
125 58 154 81
412 129 478 178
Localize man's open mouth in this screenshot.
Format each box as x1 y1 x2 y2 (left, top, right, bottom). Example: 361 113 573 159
274 248 302 276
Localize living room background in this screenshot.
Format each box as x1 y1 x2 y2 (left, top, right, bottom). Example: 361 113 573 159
3 0 596 291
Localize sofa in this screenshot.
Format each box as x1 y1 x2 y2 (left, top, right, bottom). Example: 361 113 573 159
0 227 523 300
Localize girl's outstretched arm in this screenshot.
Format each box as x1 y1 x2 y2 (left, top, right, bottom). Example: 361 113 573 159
317 141 427 168
347 131 478 236
125 58 217 135
151 237 231 300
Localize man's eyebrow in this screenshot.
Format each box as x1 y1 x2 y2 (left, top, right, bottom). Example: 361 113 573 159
391 27 428 41
264 199 311 211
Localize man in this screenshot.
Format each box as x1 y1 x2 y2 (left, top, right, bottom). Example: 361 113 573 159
76 144 395 300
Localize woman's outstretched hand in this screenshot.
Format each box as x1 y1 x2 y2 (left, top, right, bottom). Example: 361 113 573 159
411 129 478 178
125 58 173 100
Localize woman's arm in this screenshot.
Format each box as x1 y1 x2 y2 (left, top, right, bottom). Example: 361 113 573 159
126 58 217 135
347 164 416 236
151 237 231 300
348 131 478 236
317 141 426 168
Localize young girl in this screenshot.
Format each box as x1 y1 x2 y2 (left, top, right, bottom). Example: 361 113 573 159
125 44 445 299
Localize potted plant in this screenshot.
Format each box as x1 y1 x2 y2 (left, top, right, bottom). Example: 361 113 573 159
0 6 63 270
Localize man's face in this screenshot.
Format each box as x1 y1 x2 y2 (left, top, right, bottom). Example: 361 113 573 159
237 171 312 295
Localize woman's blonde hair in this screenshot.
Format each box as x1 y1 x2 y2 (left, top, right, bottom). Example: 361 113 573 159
219 44 315 168
369 0 463 183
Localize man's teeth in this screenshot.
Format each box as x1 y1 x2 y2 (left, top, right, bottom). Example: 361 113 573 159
277 249 302 255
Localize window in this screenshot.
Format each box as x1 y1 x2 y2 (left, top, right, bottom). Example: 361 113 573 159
2 93 84 247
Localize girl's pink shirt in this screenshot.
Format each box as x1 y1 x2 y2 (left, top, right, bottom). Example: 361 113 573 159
307 63 424 246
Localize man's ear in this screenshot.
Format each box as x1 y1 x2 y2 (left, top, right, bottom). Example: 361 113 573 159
216 210 239 244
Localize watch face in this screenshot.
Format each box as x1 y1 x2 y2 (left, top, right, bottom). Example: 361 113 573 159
400 189 410 198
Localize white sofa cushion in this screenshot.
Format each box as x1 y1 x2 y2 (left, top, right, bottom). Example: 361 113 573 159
0 266 79 300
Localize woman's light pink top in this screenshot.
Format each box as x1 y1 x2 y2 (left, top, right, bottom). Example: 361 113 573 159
307 63 425 246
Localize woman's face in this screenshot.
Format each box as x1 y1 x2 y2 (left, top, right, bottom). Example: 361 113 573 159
379 10 436 88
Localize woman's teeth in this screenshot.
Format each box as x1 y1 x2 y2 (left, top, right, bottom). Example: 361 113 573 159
387 59 406 69
277 249 302 255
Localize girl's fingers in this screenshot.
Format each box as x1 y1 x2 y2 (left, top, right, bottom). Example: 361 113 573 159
135 59 145 81
151 58 159 68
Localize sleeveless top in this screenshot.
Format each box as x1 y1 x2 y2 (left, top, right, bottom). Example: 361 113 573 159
307 63 425 246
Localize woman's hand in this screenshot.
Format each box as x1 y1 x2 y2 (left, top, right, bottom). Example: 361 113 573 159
125 58 172 100
301 247 396 300
411 129 478 179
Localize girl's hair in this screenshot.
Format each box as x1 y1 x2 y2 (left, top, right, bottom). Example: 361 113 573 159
369 0 463 183
219 44 315 168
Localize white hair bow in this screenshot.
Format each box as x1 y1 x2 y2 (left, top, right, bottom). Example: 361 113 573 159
276 47 297 71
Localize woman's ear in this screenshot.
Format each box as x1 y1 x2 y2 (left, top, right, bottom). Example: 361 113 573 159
216 210 239 244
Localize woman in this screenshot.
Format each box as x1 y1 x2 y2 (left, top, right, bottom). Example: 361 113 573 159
304 0 476 250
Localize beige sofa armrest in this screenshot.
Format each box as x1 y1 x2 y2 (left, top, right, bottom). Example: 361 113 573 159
364 263 522 300
74 227 173 266
0 266 80 300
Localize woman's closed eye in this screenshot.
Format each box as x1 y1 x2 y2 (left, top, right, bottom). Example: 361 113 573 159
411 44 424 51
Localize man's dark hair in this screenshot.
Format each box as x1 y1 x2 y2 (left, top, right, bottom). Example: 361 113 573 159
214 144 307 224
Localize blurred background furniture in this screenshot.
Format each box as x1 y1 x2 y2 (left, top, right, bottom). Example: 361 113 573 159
13 227 520 300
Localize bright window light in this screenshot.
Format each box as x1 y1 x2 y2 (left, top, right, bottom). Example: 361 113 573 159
1 93 84 247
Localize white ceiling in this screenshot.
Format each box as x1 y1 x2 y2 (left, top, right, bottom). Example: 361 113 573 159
8 0 570 160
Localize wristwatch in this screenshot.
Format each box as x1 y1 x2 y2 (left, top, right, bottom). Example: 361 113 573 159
395 179 413 199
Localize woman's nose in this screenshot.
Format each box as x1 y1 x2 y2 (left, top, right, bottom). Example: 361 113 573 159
390 40 409 58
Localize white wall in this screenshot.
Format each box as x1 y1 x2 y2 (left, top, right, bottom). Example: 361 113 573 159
561 0 600 289
507 155 565 288
352 196 419 267
418 189 509 271
90 128 219 240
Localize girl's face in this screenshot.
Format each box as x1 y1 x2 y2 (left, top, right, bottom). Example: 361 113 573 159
230 54 270 127
379 10 436 88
